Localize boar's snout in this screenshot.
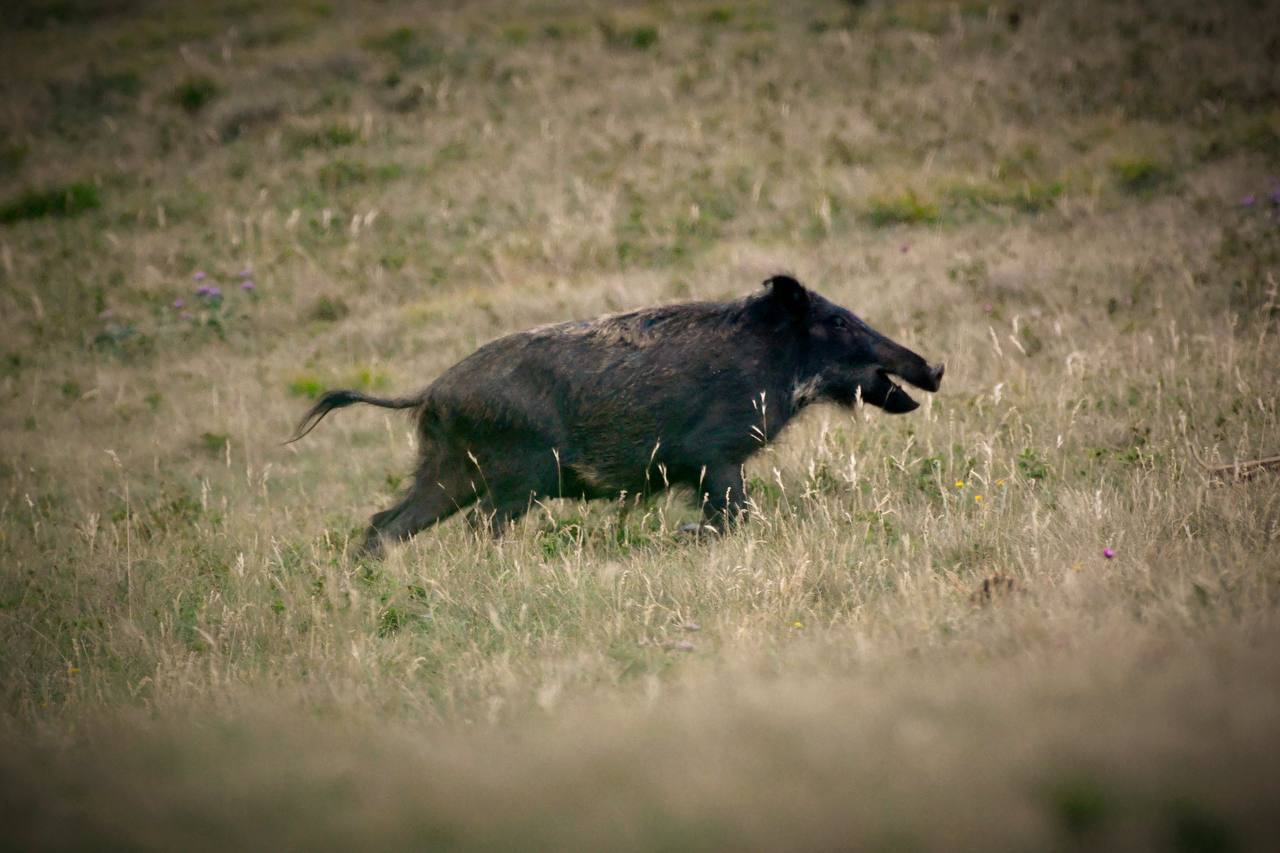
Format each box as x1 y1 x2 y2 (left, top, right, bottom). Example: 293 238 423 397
859 334 944 414
921 362 945 393
874 338 944 392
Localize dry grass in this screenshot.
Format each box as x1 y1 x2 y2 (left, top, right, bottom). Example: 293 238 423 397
2 0 1279 849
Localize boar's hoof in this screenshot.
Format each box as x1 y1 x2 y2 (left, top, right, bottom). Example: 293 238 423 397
354 534 386 561
676 522 721 539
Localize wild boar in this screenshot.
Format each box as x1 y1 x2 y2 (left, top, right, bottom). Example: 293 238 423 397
290 275 943 555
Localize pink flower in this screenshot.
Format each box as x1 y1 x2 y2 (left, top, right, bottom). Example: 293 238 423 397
239 267 253 278
193 270 206 281
1242 195 1256 207
173 298 185 309
241 280 255 291
1103 548 1115 559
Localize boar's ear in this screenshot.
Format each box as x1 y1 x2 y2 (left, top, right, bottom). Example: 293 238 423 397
763 275 810 320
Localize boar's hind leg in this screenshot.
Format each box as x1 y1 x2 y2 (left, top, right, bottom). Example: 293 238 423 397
358 488 462 557
462 452 560 539
465 499 532 539
700 465 748 531
358 455 474 557
464 466 552 538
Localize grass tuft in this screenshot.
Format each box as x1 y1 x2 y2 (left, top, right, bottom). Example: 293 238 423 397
864 190 939 226
170 76 220 114
600 21 660 51
0 181 100 223
1111 157 1173 194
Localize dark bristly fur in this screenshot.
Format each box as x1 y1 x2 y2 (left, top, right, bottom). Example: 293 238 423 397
292 276 944 556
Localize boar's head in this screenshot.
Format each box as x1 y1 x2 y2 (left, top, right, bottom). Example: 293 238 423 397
764 275 944 414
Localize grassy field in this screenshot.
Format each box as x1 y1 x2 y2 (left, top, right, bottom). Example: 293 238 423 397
2 0 1280 848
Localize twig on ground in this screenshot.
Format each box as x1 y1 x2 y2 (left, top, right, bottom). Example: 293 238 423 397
1191 446 1280 484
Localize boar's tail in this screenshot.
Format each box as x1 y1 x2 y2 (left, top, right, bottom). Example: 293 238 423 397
286 389 422 444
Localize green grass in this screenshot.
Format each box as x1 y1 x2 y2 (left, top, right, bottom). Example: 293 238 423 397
945 179 1064 216
0 181 100 223
864 190 940 226
602 23 660 51
363 25 445 68
2 0 1279 849
1111 157 1174 194
170 75 220 114
288 375 325 399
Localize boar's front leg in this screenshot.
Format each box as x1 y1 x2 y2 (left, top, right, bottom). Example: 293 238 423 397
700 464 748 532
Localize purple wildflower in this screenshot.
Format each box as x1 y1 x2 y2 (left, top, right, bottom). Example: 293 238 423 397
195 284 211 296
173 298 185 309
1103 547 1115 559
239 267 253 278
1271 188 1280 206
1242 195 1256 207
193 270 206 281
241 280 256 291
206 285 222 298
